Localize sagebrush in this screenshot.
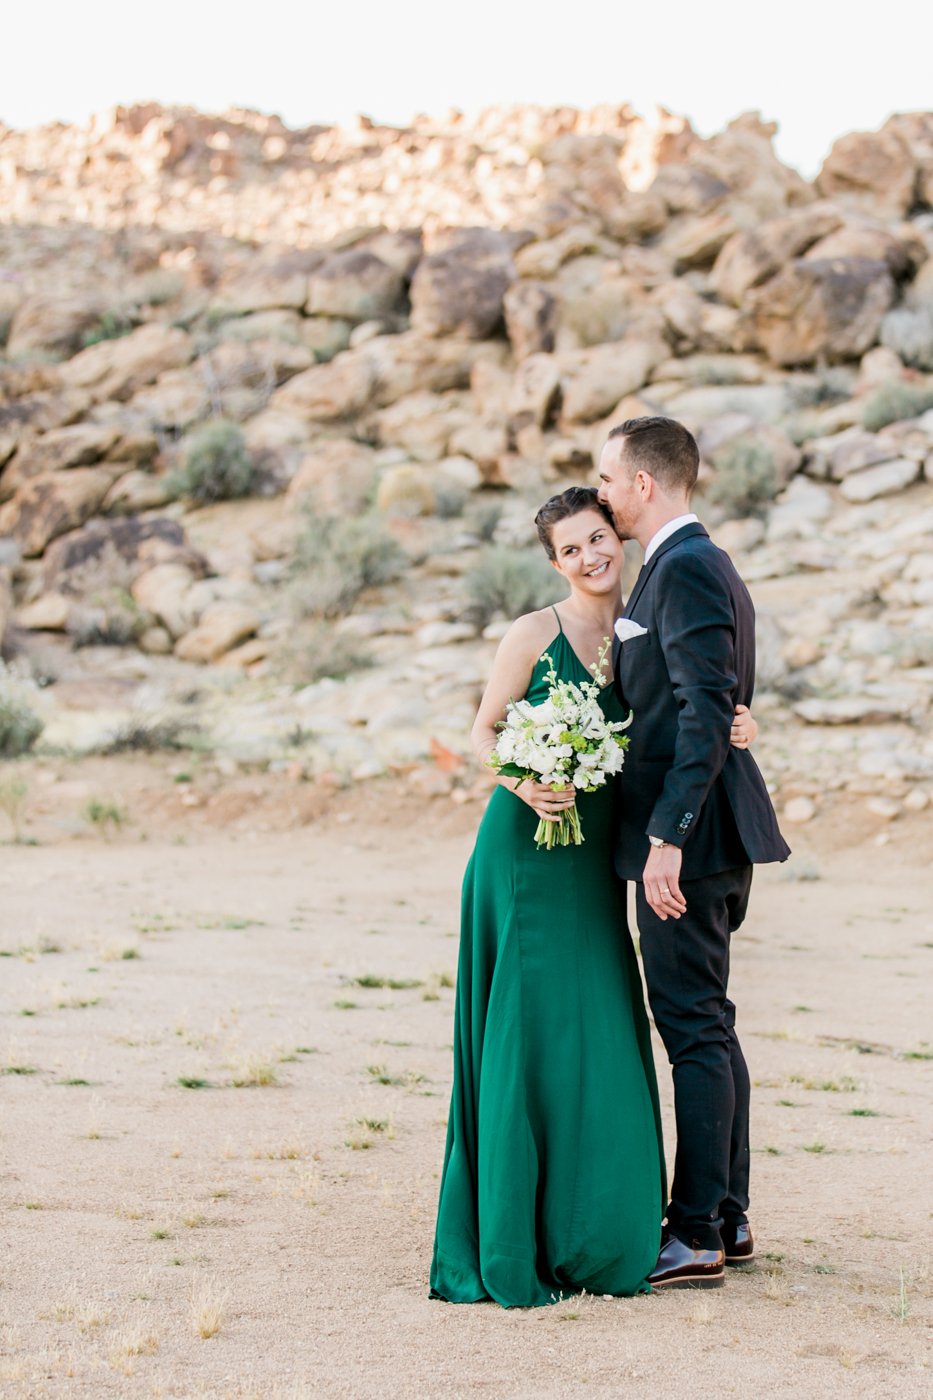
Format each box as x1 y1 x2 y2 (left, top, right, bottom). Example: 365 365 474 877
464 545 564 627
169 418 256 502
290 510 406 618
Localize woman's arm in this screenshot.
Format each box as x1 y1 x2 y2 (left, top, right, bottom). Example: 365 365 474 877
471 614 577 823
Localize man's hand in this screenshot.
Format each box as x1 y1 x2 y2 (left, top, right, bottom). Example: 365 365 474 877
643 844 687 921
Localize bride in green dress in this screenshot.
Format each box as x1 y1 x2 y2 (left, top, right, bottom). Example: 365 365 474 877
430 487 758 1308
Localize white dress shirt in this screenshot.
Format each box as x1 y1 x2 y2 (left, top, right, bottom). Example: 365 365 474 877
643 513 699 564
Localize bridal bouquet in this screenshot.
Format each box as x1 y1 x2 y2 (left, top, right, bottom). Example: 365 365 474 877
488 639 632 850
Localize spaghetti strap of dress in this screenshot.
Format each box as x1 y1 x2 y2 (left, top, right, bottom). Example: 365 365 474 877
551 605 563 634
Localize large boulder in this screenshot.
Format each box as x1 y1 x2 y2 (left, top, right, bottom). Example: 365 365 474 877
508 354 562 429
270 349 376 421
6 295 105 360
0 386 91 466
503 281 558 360
212 250 325 315
271 332 492 420
0 467 118 557
558 336 668 424
817 127 917 218
128 369 211 430
286 439 378 513
746 258 895 367
1 423 121 501
373 390 471 460
131 562 200 638
409 229 517 338
60 324 194 402
690 112 814 219
710 204 843 306
306 250 404 323
175 601 260 663
802 224 925 280
661 213 738 272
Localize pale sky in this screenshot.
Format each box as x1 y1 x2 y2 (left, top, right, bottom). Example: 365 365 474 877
5 0 932 177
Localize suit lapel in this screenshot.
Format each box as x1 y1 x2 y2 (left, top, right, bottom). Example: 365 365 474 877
623 523 708 617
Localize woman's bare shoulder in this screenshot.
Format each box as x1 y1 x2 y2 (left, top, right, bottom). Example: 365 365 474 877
499 607 561 655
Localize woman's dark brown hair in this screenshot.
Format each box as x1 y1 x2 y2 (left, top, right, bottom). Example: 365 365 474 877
534 486 617 562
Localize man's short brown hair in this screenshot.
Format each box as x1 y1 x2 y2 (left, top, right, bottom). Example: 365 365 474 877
608 416 699 495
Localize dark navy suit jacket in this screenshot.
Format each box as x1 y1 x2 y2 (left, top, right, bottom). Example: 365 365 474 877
613 522 790 882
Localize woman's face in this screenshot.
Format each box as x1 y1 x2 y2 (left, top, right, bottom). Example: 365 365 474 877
548 509 623 596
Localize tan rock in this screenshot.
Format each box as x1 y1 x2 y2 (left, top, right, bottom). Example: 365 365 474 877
648 163 730 215
6 295 105 360
137 625 173 655
60 324 193 402
866 795 900 821
662 212 738 271
270 351 376 421
15 592 72 631
375 464 435 517
904 787 930 812
503 281 557 360
710 205 842 306
101 470 174 515
559 338 668 424
131 562 199 638
803 224 925 280
286 439 377 513
0 566 11 645
783 796 816 824
373 391 471 460
216 636 273 668
410 229 516 338
129 369 210 429
43 516 201 595
213 250 325 315
817 127 916 218
5 468 116 557
448 421 509 475
306 250 404 323
1 423 121 500
839 457 921 502
0 388 92 467
603 191 668 242
175 601 260 662
509 354 562 429
746 258 895 367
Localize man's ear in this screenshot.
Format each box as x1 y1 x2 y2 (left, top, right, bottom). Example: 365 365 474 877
636 470 654 499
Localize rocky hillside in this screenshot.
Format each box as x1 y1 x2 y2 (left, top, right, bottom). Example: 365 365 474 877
1 102 932 834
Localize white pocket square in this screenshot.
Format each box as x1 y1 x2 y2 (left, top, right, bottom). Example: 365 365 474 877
614 619 649 644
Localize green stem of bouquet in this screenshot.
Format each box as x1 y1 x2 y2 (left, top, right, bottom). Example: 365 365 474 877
534 804 584 850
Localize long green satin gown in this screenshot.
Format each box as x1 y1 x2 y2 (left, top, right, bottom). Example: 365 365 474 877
430 628 665 1308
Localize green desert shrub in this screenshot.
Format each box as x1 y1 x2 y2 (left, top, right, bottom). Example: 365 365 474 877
861 380 933 432
278 622 373 685
0 664 43 759
290 509 406 618
81 309 136 348
706 440 781 518
880 307 933 372
67 590 149 649
169 418 256 502
464 545 565 627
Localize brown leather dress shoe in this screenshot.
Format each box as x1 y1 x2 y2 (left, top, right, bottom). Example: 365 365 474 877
648 1235 725 1290
721 1221 754 1264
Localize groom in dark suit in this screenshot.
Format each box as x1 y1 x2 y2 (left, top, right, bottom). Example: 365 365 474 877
597 416 790 1290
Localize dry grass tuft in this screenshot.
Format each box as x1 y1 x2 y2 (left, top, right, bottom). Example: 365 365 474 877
189 1276 228 1339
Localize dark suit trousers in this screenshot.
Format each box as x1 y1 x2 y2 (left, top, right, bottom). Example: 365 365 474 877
636 866 753 1250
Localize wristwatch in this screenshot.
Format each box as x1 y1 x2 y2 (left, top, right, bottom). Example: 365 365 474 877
648 836 669 848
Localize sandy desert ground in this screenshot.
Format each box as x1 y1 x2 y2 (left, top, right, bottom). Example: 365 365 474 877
1 767 931 1399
